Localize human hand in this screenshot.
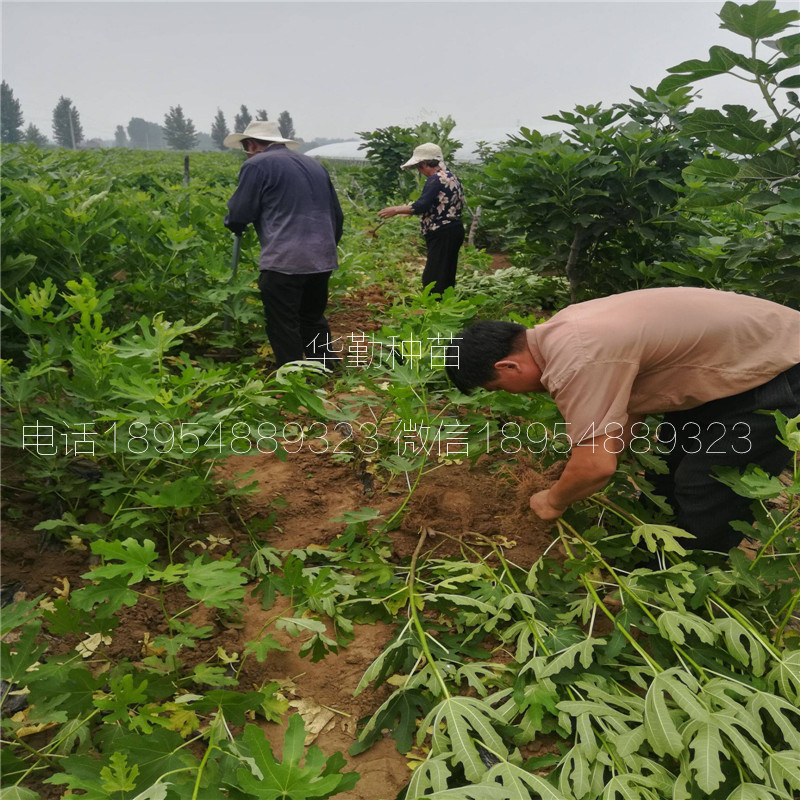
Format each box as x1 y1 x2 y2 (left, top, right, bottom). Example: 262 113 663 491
377 207 396 219
529 490 567 520
223 214 247 235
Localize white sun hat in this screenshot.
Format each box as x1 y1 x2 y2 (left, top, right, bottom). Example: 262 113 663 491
223 120 299 150
401 142 444 170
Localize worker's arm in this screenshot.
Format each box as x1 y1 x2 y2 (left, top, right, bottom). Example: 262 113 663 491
530 415 647 520
379 173 439 219
225 161 262 232
377 204 413 218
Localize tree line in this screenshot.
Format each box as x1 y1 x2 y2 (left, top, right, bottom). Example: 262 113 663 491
0 83 296 151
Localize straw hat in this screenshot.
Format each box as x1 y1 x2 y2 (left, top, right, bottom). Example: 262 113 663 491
401 142 444 170
224 120 298 150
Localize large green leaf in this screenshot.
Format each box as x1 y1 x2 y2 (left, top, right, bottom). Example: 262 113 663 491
738 151 800 180
630 524 692 554
405 753 452 798
679 107 777 155
747 691 800 750
0 790 42 800
233 717 358 800
767 750 800 796
719 1 800 41
557 745 591 799
767 651 800 702
643 669 702 758
656 610 717 645
658 45 753 94
135 475 207 509
603 773 662 800
88 538 157 585
419 696 509 783
525 637 605 681
683 712 729 793
713 618 767 676
724 784 782 800
349 689 432 755
682 157 740 183
1 622 46 685
481 761 568 800
183 556 247 609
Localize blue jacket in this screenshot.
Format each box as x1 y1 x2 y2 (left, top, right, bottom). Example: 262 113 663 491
226 145 343 274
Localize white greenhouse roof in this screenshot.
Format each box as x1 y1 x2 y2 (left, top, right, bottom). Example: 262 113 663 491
306 123 564 164
305 141 368 161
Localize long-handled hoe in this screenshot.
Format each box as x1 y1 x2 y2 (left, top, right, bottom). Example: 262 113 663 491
223 232 243 332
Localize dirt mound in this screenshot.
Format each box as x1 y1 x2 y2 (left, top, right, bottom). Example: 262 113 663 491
399 457 562 568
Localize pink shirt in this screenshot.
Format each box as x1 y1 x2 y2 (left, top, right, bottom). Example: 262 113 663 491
526 287 800 443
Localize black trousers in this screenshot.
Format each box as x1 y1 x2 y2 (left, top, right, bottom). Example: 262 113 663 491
257 270 336 368
647 363 800 552
422 223 464 297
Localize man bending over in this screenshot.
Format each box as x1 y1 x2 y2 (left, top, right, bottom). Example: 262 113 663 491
445 287 800 553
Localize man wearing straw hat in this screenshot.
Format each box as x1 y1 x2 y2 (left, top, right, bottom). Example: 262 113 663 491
378 143 465 298
224 120 343 367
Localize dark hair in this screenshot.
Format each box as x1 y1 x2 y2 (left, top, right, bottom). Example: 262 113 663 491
444 321 527 394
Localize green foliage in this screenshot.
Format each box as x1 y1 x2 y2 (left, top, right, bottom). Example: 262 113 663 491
127 117 166 149
23 125 48 148
211 109 229 150
356 124 419 204
480 91 703 300
114 124 128 148
357 116 464 205
0 146 259 349
232 717 358 799
415 115 464 163
234 104 252 133
278 110 296 140
479 0 800 305
654 0 800 304
457 264 570 312
51 96 83 149
1 80 24 144
162 105 198 151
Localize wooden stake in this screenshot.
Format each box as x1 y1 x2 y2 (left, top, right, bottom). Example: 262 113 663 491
467 205 482 247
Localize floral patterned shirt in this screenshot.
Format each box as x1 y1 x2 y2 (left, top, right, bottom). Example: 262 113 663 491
410 167 465 236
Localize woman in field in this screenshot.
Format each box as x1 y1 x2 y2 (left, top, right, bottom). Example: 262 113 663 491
378 143 465 298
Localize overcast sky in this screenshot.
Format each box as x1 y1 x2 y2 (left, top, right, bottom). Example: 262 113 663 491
2 1 797 143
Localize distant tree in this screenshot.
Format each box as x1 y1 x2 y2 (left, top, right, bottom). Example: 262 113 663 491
1 81 24 143
127 117 166 150
234 104 252 132
255 109 268 121
127 117 148 148
163 105 198 150
211 109 229 150
277 110 295 140
24 124 48 148
52 96 83 149
114 125 128 147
